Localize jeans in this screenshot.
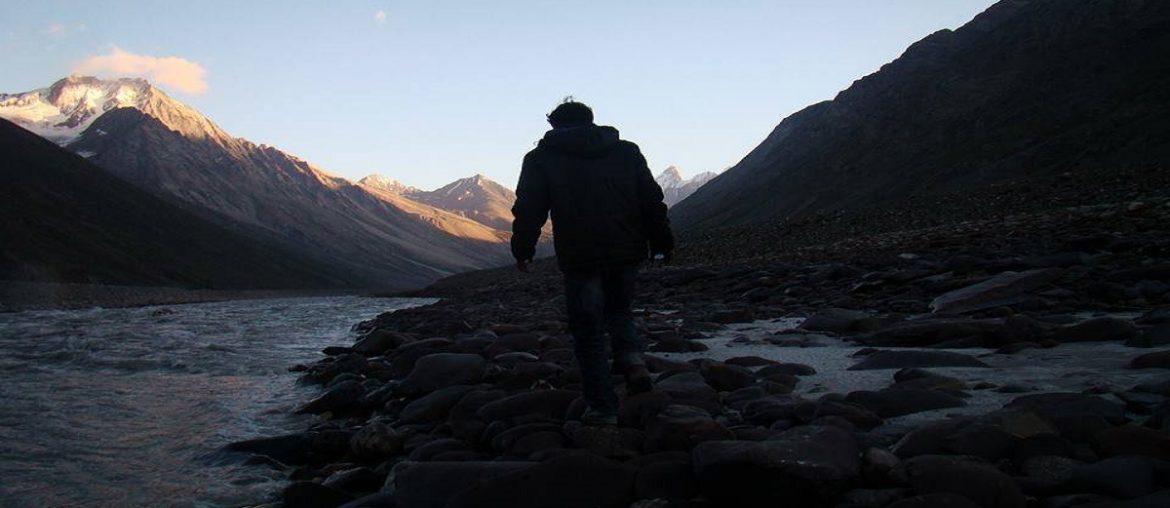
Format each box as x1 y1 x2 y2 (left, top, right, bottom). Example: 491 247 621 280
563 261 645 416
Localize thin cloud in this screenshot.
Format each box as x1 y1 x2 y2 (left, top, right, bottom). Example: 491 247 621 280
73 46 209 95
44 24 67 37
374 10 387 24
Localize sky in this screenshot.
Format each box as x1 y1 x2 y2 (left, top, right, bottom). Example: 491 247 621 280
1 0 997 191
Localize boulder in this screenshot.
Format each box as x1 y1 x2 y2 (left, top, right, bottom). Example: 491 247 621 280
636 459 700 500
1130 350 1170 369
474 389 578 422
441 452 636 508
930 269 1062 314
902 455 1025 508
700 362 757 392
350 422 405 461
393 461 536 508
849 350 989 370
757 363 818 376
398 385 479 424
800 308 875 333
563 421 645 460
283 481 355 508
399 353 486 395
1065 455 1157 500
353 330 414 355
1092 424 1170 460
845 389 966 418
1056 317 1138 343
887 493 983 508
644 404 734 452
297 380 365 414
691 425 861 507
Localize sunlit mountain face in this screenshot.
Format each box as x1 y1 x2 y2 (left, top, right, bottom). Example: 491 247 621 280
0 76 516 289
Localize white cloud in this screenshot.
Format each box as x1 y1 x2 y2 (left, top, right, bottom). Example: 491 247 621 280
73 46 209 95
44 24 67 37
374 10 387 24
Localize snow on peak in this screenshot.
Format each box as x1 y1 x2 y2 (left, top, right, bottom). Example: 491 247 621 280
358 174 417 194
0 75 225 145
655 166 719 208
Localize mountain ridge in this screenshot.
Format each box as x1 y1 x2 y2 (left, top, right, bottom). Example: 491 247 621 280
670 0 1170 231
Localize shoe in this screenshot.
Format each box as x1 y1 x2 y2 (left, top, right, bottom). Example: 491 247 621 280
625 365 653 395
581 407 618 426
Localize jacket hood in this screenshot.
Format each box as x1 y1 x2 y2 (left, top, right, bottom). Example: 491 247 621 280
538 124 620 156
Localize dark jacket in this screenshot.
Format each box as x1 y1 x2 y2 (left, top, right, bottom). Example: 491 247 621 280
511 124 673 269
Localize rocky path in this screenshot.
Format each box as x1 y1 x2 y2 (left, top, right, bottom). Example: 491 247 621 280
233 196 1170 508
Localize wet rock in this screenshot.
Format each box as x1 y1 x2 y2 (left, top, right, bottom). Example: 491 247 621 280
398 385 478 424
305 353 368 384
492 351 539 366
930 268 1062 314
845 388 966 417
392 461 536 508
691 425 861 507
408 438 471 462
891 419 968 458
1092 424 1170 460
353 330 414 355
887 493 983 508
1130 350 1170 369
1006 393 1126 441
699 362 757 392
350 422 404 462
474 389 578 422
1018 455 1081 492
800 308 875 333
1127 324 1170 347
757 363 818 376
485 332 542 357
848 350 989 370
655 372 722 413
337 493 396 508
297 380 365 414
226 433 316 465
858 318 1002 347
283 481 355 508
1065 455 1157 499
944 423 1018 460
725 356 778 367
1056 317 1138 343
322 466 384 494
563 421 645 459
399 353 486 396
892 368 968 391
635 459 699 500
441 452 636 508
813 401 883 430
644 354 698 373
644 404 734 452
902 455 1025 508
710 308 755 324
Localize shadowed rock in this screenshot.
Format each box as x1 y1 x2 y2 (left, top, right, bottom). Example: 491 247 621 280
930 269 1062 314
848 350 989 370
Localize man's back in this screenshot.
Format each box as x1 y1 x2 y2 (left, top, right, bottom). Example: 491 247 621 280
511 123 672 268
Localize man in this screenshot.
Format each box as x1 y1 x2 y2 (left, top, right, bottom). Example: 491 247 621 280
511 99 674 425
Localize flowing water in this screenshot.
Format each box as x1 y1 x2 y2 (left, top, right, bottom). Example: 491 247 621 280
0 296 434 508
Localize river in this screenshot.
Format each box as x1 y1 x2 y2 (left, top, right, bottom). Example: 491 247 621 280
0 296 433 508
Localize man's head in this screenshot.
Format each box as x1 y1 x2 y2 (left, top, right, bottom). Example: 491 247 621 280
546 99 594 129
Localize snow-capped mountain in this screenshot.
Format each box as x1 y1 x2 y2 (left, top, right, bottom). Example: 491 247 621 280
655 166 718 208
0 76 512 289
357 174 417 195
0 76 225 144
404 174 517 231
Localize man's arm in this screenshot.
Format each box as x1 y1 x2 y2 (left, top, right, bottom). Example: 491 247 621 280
511 152 550 267
632 147 674 259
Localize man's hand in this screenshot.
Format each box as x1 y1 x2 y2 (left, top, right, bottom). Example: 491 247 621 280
516 258 532 272
651 251 673 266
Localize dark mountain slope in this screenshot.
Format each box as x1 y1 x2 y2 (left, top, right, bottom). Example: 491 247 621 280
671 0 1170 231
0 119 350 289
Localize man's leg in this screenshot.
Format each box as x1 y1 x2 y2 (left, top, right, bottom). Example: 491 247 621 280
602 262 652 393
563 266 619 419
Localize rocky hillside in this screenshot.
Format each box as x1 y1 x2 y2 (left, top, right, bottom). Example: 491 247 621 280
671 0 1170 231
0 119 350 289
403 174 518 231
656 166 718 208
1 76 513 289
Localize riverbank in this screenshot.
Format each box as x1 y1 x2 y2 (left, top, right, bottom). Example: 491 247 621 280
234 194 1170 508
0 282 365 313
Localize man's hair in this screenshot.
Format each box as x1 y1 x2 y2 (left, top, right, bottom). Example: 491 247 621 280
547 97 594 128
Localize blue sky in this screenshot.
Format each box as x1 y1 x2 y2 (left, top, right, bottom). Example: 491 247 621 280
2 1 996 190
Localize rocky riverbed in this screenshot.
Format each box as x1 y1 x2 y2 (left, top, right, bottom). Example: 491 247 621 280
232 195 1170 508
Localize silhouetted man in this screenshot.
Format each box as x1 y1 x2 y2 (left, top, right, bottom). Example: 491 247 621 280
511 99 674 425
